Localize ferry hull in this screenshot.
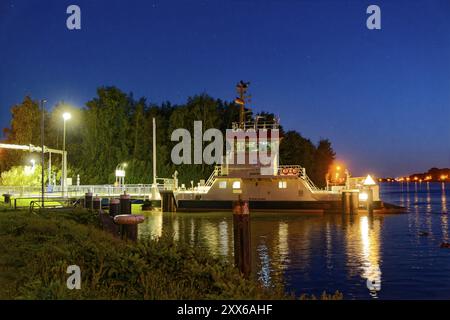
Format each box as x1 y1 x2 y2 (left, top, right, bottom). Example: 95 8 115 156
175 200 403 214
176 200 345 213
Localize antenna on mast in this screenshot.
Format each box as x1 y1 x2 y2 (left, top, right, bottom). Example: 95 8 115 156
234 80 251 129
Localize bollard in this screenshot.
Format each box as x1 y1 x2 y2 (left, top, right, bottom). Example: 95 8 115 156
232 198 251 278
84 192 93 210
120 193 132 215
109 199 120 217
93 197 102 211
120 224 138 241
113 214 145 241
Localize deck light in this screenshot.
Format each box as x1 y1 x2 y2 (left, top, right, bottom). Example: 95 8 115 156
359 192 369 201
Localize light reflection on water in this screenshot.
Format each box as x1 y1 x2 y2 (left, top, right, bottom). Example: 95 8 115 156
136 182 450 299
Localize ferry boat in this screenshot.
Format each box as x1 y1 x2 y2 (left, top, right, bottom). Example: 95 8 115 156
167 82 389 213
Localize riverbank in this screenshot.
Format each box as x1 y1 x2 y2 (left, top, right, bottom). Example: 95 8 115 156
0 205 342 300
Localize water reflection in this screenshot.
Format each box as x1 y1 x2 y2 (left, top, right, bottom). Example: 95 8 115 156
137 210 383 298
134 183 450 299
343 213 382 297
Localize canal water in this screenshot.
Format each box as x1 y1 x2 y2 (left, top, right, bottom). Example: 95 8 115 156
135 183 450 300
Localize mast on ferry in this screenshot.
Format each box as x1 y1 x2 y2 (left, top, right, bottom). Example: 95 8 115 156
235 80 251 129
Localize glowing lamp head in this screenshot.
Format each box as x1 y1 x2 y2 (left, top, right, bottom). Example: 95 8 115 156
363 174 376 186
63 112 72 121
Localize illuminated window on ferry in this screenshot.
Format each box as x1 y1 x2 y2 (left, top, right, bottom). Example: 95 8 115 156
219 181 227 189
232 181 241 189
259 141 268 152
278 181 287 189
248 141 258 152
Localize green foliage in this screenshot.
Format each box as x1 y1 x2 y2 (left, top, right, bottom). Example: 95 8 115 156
0 88 336 187
0 165 62 187
0 210 288 300
0 165 40 186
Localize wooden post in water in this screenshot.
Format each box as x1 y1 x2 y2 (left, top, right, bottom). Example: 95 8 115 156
161 191 177 212
232 197 251 278
366 188 374 215
350 191 359 214
342 190 359 214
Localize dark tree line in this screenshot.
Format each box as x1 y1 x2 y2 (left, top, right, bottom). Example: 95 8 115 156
0 87 335 187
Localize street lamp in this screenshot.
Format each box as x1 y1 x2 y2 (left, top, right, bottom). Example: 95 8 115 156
115 162 127 186
40 99 46 208
62 112 71 197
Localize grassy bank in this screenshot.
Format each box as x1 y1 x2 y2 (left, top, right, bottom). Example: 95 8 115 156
0 207 289 299
0 205 342 300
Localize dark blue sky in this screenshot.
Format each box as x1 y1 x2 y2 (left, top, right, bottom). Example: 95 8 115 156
1 0 449 177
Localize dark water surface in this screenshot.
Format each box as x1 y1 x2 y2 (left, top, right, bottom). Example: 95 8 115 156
136 182 450 299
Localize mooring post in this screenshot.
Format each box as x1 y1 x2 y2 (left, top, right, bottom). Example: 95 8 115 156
366 188 374 215
232 197 251 278
342 190 359 214
350 190 359 214
161 191 176 212
109 198 120 217
120 192 131 215
84 192 93 210
93 196 102 211
342 191 351 214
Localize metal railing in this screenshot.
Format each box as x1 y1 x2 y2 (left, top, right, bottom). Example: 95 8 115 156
231 120 279 131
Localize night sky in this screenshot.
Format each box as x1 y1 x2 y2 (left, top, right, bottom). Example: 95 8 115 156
1 0 449 177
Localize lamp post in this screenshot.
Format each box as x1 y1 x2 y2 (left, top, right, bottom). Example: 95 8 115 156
62 112 71 197
40 99 46 208
115 163 127 187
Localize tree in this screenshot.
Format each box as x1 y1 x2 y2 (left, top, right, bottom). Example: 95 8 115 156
279 131 316 174
1 96 44 171
312 139 336 188
1 89 337 187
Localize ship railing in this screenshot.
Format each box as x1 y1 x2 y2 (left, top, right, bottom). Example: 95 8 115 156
303 174 320 192
278 165 322 192
205 166 225 187
231 120 279 131
278 165 302 176
205 169 217 187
